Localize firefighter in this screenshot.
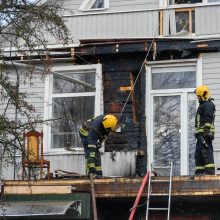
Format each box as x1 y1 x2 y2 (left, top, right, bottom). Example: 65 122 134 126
79 114 118 177
194 85 215 175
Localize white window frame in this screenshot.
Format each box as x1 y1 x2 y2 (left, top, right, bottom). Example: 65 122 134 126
43 64 103 154
160 0 220 8
145 59 202 175
79 0 109 11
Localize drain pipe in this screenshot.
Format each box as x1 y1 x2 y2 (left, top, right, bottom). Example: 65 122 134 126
128 171 150 220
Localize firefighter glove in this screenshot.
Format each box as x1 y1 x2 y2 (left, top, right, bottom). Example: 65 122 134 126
97 141 102 149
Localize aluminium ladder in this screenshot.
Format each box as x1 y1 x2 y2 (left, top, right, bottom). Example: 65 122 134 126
145 161 173 220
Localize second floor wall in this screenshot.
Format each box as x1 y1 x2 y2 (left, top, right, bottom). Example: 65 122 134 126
1 2 220 49
61 0 159 14
62 4 220 44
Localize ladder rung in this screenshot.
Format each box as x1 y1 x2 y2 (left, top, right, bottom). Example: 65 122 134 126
150 193 169 196
148 208 169 211
153 166 171 169
151 179 170 182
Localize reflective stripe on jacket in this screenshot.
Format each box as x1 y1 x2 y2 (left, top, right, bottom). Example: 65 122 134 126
195 99 215 135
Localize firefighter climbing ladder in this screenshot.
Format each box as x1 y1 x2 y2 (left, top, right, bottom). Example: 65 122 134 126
145 161 173 220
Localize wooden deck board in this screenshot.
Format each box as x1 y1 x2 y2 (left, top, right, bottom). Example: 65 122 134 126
3 175 220 198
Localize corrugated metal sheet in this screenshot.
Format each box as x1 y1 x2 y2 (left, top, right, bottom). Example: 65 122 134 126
196 5 220 36
1 152 136 179
47 151 136 177
0 201 81 217
67 10 159 40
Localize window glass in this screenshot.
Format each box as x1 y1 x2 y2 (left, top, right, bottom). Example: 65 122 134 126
208 0 220 2
176 11 189 32
92 0 104 8
153 95 181 176
187 93 197 175
51 96 95 149
152 71 196 90
53 72 95 94
170 0 202 4
192 10 195 33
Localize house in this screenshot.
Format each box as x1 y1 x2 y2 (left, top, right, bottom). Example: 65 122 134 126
1 0 220 219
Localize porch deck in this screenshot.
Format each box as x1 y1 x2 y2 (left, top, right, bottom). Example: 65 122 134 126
2 175 220 198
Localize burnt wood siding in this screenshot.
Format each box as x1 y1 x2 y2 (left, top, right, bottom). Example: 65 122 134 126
101 54 147 174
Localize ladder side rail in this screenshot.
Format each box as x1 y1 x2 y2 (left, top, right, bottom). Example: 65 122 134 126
145 168 152 220
167 161 173 220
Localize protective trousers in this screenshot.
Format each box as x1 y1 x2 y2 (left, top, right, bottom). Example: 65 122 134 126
79 132 103 176
85 147 102 176
195 135 215 175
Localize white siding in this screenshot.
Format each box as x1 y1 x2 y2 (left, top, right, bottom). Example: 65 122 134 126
62 0 159 13
67 10 159 40
0 67 45 123
202 52 220 173
196 5 220 36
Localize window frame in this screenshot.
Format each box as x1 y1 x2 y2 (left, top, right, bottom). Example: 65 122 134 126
175 8 195 33
145 59 202 175
43 64 103 154
79 0 109 11
160 8 195 36
160 0 220 8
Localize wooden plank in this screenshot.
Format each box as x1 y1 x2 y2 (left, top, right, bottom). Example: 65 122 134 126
4 185 72 195
4 177 143 186
4 175 220 197
120 86 132 91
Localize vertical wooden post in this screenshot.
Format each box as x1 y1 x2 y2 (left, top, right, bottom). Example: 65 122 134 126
90 174 98 220
130 72 137 123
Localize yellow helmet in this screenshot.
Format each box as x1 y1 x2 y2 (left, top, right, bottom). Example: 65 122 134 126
195 85 210 101
102 114 117 130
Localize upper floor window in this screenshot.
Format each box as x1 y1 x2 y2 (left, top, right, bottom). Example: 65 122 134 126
44 64 103 152
169 0 202 4
79 0 109 11
176 9 195 33
160 8 195 36
160 0 220 7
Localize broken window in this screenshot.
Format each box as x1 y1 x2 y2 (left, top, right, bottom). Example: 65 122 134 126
175 9 195 33
79 0 108 11
44 64 103 151
160 9 195 36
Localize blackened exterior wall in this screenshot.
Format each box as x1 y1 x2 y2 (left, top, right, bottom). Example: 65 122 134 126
100 53 148 175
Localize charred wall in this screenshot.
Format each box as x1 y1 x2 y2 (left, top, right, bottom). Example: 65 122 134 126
102 53 147 175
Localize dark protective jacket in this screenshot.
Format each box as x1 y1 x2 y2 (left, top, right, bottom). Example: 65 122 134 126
87 115 110 147
195 99 215 136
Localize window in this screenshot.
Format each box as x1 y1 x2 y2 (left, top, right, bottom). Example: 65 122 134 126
44 64 103 152
161 0 220 7
146 62 198 175
175 9 195 33
160 8 195 36
169 0 202 5
152 70 196 90
79 0 109 11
